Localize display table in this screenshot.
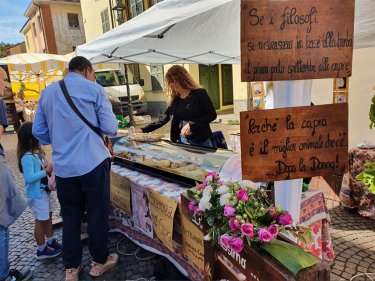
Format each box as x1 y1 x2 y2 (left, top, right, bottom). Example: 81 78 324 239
109 164 204 280
340 147 375 218
298 190 334 263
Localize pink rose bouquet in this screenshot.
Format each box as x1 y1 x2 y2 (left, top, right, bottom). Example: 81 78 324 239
187 173 306 254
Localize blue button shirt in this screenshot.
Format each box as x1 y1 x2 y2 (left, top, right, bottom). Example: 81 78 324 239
0 99 8 156
33 72 118 178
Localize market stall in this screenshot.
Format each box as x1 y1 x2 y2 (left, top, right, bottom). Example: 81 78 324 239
75 0 375 280
109 137 330 280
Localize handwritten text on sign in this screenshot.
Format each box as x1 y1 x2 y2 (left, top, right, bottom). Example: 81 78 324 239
149 189 177 252
179 204 205 271
110 172 132 215
241 0 354 81
240 104 348 182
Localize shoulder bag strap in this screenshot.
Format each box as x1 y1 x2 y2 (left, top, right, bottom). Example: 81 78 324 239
59 80 105 144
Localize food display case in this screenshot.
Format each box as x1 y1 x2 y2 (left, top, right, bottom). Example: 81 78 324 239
113 137 237 185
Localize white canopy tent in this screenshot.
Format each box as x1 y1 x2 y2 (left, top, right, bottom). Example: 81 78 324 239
77 0 375 65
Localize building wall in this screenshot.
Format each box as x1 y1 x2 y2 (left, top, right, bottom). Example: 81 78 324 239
23 25 36 52
81 0 112 42
8 42 27 55
40 5 57 54
26 10 46 53
312 47 375 149
232 65 249 119
50 3 86 54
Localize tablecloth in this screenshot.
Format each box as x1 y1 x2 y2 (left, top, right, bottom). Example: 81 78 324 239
340 147 375 218
109 164 204 280
298 190 334 263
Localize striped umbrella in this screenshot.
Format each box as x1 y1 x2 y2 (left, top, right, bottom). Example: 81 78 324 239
0 53 71 93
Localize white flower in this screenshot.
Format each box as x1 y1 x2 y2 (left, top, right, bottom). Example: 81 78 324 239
199 195 212 211
217 184 229 195
204 233 212 241
202 185 213 196
239 180 259 190
220 193 231 206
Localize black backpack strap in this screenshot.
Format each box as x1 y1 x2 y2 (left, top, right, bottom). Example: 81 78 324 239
59 80 105 144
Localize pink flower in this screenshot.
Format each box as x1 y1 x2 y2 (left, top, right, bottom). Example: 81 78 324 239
197 184 204 191
188 201 198 212
224 206 236 217
194 207 202 215
229 237 244 253
278 212 293 226
258 228 273 242
268 206 279 220
207 171 219 180
220 234 231 247
241 223 254 237
237 189 249 201
203 172 219 186
267 224 279 238
229 218 241 232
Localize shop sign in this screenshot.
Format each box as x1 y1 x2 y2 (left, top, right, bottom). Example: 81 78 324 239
241 0 354 81
149 189 178 252
179 204 205 271
240 104 348 182
110 172 132 215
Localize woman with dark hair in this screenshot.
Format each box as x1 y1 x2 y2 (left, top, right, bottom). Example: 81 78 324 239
136 65 217 148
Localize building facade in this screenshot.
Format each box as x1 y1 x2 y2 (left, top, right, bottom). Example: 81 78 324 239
21 0 86 55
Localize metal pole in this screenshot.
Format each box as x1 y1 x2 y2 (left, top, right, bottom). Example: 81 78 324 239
124 64 135 126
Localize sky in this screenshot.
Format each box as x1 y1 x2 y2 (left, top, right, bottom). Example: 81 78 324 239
0 0 30 44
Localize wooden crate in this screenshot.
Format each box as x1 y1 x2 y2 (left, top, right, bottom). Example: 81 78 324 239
181 193 330 281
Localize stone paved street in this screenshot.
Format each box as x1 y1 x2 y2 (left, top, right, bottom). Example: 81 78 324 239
2 124 375 281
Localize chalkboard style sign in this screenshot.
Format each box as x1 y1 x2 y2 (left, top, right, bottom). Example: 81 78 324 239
241 0 354 81
240 103 348 182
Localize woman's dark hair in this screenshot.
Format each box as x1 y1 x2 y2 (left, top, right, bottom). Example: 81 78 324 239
17 121 41 173
69 56 93 72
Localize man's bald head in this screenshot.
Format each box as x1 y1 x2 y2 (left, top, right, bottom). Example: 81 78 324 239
0 67 8 97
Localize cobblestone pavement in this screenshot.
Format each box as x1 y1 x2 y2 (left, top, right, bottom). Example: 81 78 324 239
3 121 375 281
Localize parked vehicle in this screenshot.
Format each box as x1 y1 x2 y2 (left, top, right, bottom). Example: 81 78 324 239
95 68 147 116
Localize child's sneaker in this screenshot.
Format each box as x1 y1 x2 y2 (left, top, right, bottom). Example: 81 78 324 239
36 245 62 260
5 269 33 280
48 238 62 250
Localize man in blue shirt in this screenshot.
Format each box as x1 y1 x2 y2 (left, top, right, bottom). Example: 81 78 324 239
33 57 118 281
0 66 32 281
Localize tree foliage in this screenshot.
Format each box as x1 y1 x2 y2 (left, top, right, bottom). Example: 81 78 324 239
0 42 15 58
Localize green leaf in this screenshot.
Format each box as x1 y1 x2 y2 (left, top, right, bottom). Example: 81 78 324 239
261 239 317 275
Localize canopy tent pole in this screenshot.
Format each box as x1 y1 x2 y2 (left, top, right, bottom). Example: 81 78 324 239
124 64 135 127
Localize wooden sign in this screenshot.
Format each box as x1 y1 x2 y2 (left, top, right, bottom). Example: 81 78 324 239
110 172 132 215
241 0 354 81
240 104 348 182
179 204 205 271
180 194 215 280
149 189 178 252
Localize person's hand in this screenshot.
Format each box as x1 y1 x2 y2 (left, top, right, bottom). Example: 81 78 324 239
180 123 191 137
45 162 53 176
134 128 143 133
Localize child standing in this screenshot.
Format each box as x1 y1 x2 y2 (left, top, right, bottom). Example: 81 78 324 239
17 122 62 260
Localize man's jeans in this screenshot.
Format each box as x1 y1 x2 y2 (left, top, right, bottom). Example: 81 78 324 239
0 225 9 281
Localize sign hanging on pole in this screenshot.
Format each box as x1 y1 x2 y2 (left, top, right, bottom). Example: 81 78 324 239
240 104 348 182
241 0 355 81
